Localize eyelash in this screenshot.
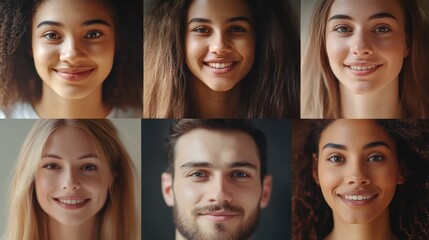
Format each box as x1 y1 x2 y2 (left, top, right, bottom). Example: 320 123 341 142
42 163 98 171
191 26 248 34
333 25 392 33
42 30 104 41
326 154 385 163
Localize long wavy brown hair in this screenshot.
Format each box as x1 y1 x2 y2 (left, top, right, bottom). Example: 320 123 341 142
144 0 300 118
292 120 429 240
301 0 429 118
0 0 142 111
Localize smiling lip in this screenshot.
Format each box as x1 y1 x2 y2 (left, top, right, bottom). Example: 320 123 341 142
199 211 239 222
345 63 383 77
54 68 94 81
203 61 237 74
337 191 378 207
54 197 90 210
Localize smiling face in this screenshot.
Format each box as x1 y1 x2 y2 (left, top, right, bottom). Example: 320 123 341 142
35 125 108 226
161 129 271 240
315 120 404 225
185 0 256 92
31 0 115 100
325 0 409 94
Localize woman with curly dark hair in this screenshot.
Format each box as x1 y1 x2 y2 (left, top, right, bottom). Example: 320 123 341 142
0 0 142 118
292 119 429 240
144 0 300 118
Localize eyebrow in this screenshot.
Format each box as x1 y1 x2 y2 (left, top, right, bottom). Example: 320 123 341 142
322 141 391 150
328 12 398 22
180 160 257 170
188 16 252 25
41 153 98 160
36 19 111 28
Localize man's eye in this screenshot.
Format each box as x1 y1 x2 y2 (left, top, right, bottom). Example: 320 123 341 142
190 171 207 178
231 171 249 178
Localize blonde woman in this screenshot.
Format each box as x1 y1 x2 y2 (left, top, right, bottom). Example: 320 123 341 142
2 120 140 240
301 0 429 118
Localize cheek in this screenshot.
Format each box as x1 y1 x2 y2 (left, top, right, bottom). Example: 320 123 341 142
318 167 341 195
35 172 57 199
185 36 205 64
326 36 346 63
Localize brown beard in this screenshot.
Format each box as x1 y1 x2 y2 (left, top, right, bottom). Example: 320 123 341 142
173 202 260 240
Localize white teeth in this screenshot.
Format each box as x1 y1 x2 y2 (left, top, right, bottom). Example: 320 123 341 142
349 64 379 71
58 199 86 205
207 62 233 69
344 195 375 201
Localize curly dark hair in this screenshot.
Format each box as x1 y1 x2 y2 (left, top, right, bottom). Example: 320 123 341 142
292 120 429 240
0 0 142 109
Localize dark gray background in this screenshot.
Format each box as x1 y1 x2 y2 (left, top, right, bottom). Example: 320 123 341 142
141 119 292 239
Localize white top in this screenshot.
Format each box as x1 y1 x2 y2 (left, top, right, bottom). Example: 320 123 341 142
0 102 141 119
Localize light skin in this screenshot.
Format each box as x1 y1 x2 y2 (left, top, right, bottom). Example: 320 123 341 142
325 0 409 118
313 120 404 240
185 0 256 118
31 0 115 118
161 129 272 240
35 126 109 240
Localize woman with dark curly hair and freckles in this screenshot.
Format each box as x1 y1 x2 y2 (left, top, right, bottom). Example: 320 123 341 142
292 119 429 240
0 0 142 118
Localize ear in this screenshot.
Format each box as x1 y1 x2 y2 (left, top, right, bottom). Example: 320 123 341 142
161 172 175 207
259 175 273 208
312 153 320 185
397 169 405 185
404 35 410 58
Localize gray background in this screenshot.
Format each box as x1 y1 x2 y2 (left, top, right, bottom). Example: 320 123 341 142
142 119 292 239
0 119 141 236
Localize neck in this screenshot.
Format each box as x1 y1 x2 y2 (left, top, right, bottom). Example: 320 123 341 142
34 84 111 118
326 209 397 240
191 78 241 118
340 78 402 118
48 217 97 240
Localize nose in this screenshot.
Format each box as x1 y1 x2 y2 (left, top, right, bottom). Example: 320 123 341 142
346 160 370 186
59 37 86 64
350 30 373 55
209 32 232 55
207 175 232 204
61 168 81 190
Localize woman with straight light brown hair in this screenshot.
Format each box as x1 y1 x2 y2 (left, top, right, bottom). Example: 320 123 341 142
301 0 429 118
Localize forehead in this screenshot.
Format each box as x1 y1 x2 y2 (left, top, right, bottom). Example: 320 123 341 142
187 0 253 21
33 0 113 24
43 126 95 154
328 0 405 21
319 120 395 150
174 128 260 169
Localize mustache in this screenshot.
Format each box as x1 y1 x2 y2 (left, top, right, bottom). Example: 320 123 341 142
192 203 244 215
